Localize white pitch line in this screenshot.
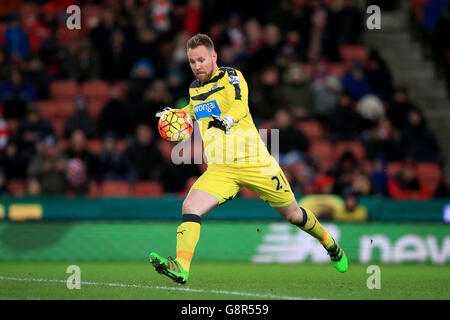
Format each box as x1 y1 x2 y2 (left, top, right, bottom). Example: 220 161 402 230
0 275 317 300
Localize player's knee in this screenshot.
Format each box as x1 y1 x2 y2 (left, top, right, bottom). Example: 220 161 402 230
182 198 202 215
182 198 194 214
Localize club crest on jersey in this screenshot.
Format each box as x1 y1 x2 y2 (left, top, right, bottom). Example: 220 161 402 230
193 100 221 119
228 75 240 85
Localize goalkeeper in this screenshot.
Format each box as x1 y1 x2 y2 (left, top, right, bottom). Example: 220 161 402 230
151 34 347 284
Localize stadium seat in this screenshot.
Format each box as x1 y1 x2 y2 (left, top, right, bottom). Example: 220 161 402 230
335 141 366 162
50 80 79 99
88 181 100 197
87 139 103 154
88 98 107 118
116 139 127 152
133 181 164 197
259 120 274 130
7 180 26 197
387 162 403 177
39 100 59 119
6 119 19 135
329 63 347 78
100 181 130 197
363 161 374 175
0 22 7 47
417 163 441 194
299 63 314 76
309 140 334 172
57 99 74 118
81 81 110 99
296 120 325 141
339 45 368 65
19 2 40 22
57 139 69 150
52 119 66 139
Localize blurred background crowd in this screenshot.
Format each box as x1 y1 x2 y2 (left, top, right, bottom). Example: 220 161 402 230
0 0 449 204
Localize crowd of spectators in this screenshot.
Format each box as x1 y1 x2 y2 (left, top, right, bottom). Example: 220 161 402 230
0 0 448 200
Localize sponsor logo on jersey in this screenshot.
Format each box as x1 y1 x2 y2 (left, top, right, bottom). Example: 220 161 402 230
228 75 240 85
193 100 221 119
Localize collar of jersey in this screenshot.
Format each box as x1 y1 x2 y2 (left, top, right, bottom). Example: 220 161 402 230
192 67 225 87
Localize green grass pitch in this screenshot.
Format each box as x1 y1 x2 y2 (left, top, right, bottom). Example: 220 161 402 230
0 262 449 300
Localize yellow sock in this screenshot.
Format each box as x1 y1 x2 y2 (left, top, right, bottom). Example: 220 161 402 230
298 207 335 250
175 214 201 272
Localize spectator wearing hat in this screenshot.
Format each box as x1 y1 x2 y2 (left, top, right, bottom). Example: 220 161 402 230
4 13 30 60
434 168 450 198
99 84 132 139
122 124 165 182
0 68 37 119
64 94 97 139
328 92 363 141
282 63 315 120
400 109 442 164
97 132 125 182
386 87 420 129
27 135 67 195
64 130 98 195
341 62 372 101
16 105 54 163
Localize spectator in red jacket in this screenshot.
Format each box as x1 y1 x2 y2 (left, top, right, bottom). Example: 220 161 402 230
387 159 430 200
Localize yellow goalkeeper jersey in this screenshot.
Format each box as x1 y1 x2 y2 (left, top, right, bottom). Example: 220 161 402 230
182 67 272 167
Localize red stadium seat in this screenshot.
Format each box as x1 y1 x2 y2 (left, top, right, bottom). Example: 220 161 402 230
88 181 100 197
100 181 130 197
387 162 403 177
52 119 66 139
50 80 79 99
6 119 19 135
309 140 334 172
339 45 368 65
39 100 59 119
417 163 441 194
88 98 107 118
57 99 74 118
116 139 127 152
87 139 103 154
7 180 26 197
300 63 314 76
133 181 164 196
296 120 325 141
335 141 366 162
81 81 110 99
328 63 347 78
259 120 274 130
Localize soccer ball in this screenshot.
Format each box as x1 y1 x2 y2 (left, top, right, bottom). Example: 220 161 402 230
158 109 194 143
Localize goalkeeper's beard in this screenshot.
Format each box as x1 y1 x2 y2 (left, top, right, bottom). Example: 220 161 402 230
195 71 212 83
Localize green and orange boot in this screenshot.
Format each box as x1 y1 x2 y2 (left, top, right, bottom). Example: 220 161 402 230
149 252 189 284
327 242 348 273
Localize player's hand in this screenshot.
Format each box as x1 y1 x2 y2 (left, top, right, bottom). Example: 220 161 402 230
155 107 174 118
207 115 236 135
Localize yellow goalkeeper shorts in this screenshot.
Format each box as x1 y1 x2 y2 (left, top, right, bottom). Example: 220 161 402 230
190 156 296 208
